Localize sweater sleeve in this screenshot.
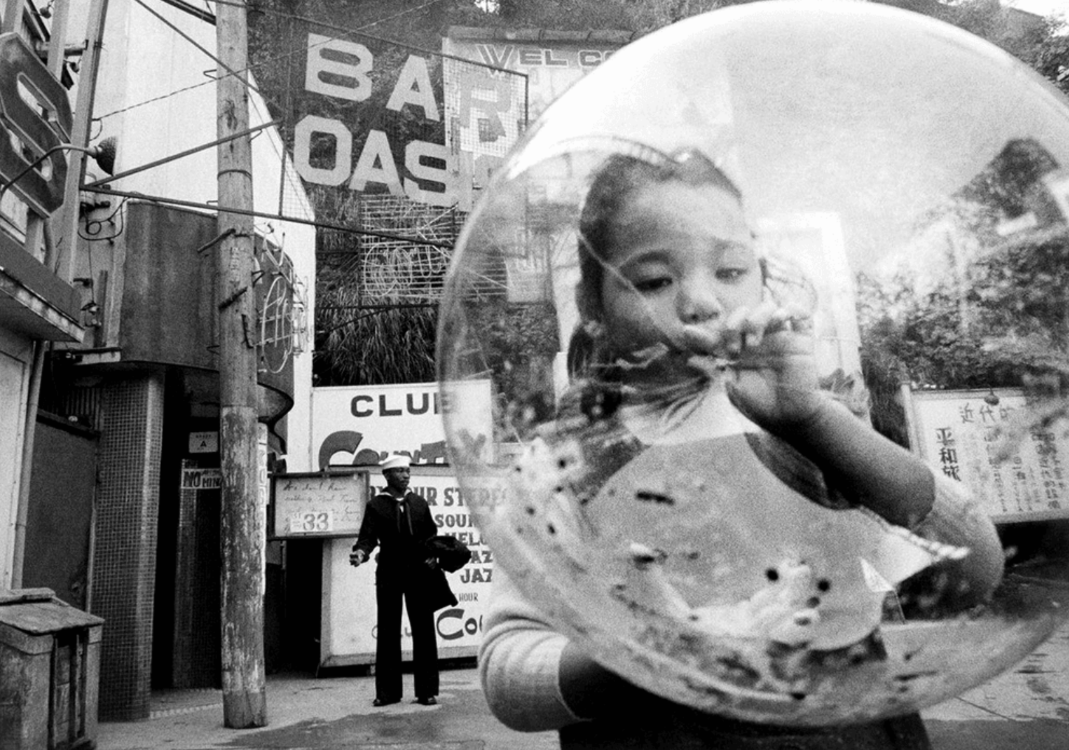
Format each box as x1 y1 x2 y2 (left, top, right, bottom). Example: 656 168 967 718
903 472 1005 611
478 568 584 732
754 393 1004 609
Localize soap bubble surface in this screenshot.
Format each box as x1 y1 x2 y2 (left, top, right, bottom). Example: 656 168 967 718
438 0 1069 725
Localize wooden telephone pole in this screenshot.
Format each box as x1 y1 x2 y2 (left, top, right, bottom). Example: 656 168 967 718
216 0 267 728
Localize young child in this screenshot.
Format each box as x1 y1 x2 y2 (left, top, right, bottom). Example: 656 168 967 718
478 148 1005 748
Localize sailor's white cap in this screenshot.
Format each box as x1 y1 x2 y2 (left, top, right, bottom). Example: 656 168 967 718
380 454 412 472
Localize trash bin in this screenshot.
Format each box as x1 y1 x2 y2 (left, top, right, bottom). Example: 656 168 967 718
0 588 104 750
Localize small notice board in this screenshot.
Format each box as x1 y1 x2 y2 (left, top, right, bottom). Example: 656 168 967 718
902 387 1069 523
271 471 370 538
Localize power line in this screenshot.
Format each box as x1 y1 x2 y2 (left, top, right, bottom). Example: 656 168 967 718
97 0 456 122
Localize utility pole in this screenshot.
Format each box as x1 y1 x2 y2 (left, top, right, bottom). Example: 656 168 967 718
216 0 267 728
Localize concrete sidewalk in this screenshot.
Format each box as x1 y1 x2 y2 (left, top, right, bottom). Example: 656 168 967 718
97 624 1069 750
97 664 557 750
922 618 1069 750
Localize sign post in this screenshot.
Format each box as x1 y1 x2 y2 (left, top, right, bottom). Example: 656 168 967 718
216 0 266 728
271 472 370 538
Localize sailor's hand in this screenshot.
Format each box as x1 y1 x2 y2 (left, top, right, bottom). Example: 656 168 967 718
349 549 366 567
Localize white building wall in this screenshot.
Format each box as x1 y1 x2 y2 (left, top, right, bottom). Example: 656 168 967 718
65 0 316 467
0 329 32 589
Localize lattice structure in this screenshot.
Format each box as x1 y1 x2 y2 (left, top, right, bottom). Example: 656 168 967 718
318 194 514 309
443 62 528 164
357 195 463 302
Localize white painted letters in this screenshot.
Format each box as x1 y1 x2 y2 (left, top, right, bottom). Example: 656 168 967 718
387 54 440 121
405 141 453 206
293 114 351 186
305 33 373 102
349 130 403 195
298 33 514 207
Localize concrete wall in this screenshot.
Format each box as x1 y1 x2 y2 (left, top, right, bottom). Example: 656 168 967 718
0 329 31 590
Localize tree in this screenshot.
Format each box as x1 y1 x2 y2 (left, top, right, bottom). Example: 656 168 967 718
857 138 1069 445
876 0 1069 96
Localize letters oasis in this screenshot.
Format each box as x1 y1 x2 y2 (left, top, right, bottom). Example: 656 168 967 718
294 34 511 211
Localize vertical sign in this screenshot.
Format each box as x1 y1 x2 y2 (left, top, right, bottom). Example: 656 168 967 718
904 387 1069 522
0 32 74 218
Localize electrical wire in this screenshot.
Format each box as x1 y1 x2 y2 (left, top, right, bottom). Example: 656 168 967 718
97 0 449 122
79 196 130 242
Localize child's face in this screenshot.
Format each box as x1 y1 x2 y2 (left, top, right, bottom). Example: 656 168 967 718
598 179 762 357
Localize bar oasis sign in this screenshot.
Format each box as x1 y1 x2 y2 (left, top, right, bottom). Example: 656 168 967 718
293 33 522 210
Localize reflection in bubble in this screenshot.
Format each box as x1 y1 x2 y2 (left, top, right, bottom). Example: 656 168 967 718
439 0 1069 727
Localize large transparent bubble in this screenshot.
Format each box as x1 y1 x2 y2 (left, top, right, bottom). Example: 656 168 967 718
437 0 1069 726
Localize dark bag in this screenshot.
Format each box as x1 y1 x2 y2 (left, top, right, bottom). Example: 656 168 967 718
424 534 473 573
426 567 458 611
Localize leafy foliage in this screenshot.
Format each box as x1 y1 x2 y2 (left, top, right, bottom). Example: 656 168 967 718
856 133 1069 445
877 0 1069 97
316 304 439 385
447 297 562 437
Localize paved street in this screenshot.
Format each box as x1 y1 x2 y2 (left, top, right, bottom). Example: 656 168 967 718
97 619 1069 750
97 663 558 750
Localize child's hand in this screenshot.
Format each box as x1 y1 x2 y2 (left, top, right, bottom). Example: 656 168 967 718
681 301 822 430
